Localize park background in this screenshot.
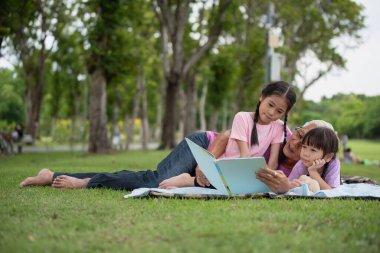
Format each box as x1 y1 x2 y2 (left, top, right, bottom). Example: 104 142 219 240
0 0 379 152
0 1 380 253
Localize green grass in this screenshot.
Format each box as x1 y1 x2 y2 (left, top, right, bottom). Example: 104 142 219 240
1 140 379 253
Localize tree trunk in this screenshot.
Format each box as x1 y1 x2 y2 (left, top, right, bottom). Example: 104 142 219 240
88 68 109 153
222 100 228 130
208 112 219 132
154 79 164 141
199 83 208 131
153 19 167 143
125 69 142 150
140 72 149 150
18 0 48 141
23 57 45 140
124 115 130 150
178 86 186 142
184 73 197 136
112 102 119 136
112 98 120 150
160 78 180 149
232 79 245 116
51 117 56 139
155 0 232 149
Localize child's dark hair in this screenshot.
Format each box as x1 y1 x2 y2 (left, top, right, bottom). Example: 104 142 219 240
251 81 297 146
302 127 339 158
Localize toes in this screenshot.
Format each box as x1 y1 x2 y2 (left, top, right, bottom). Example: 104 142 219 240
56 175 72 181
158 180 168 187
52 178 64 188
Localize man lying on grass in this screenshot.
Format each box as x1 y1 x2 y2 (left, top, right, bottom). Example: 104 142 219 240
19 120 340 194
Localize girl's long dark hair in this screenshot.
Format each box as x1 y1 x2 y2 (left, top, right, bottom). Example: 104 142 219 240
251 81 297 147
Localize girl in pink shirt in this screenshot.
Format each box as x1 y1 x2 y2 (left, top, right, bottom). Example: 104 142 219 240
159 81 297 189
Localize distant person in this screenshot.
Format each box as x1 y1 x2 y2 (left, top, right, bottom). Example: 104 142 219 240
112 131 121 150
11 128 19 142
342 147 359 164
340 134 348 149
12 124 23 153
342 147 379 167
0 130 13 154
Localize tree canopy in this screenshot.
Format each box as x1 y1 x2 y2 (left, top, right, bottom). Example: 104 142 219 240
0 0 373 151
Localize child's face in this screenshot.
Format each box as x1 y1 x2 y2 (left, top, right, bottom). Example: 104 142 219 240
258 95 287 124
300 144 325 168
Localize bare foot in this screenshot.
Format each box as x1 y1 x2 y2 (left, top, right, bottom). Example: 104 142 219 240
19 168 54 188
159 173 194 189
52 175 90 189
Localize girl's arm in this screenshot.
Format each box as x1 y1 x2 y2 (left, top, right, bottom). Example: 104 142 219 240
235 139 250 157
308 159 332 190
267 143 280 170
208 130 231 158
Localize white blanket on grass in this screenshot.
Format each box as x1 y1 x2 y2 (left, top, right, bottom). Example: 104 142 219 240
123 183 380 199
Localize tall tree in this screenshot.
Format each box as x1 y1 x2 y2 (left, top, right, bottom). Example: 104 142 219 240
154 0 232 148
206 46 238 131
49 31 87 143
3 0 66 140
273 0 365 122
85 0 126 153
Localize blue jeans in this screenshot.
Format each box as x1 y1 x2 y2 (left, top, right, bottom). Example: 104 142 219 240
53 132 209 190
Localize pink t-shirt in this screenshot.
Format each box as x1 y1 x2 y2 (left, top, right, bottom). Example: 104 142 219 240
206 131 218 149
223 112 284 159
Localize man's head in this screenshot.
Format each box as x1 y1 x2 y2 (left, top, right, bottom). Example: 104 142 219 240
283 120 334 161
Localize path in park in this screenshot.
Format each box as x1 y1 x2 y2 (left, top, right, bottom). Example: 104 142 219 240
20 143 160 153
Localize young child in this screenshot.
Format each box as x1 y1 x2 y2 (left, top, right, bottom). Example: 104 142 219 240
288 127 340 192
159 81 297 189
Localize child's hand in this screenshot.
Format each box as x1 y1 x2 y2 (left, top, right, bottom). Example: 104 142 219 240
307 159 326 174
290 179 302 189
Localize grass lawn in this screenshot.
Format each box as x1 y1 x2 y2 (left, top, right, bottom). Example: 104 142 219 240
0 140 379 253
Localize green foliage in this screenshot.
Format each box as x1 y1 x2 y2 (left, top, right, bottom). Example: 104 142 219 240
301 94 380 138
0 69 23 124
207 46 239 109
0 0 370 142
362 97 380 138
275 0 365 74
236 24 267 110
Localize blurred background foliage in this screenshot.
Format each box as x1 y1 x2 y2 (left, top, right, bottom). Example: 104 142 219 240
0 0 377 151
